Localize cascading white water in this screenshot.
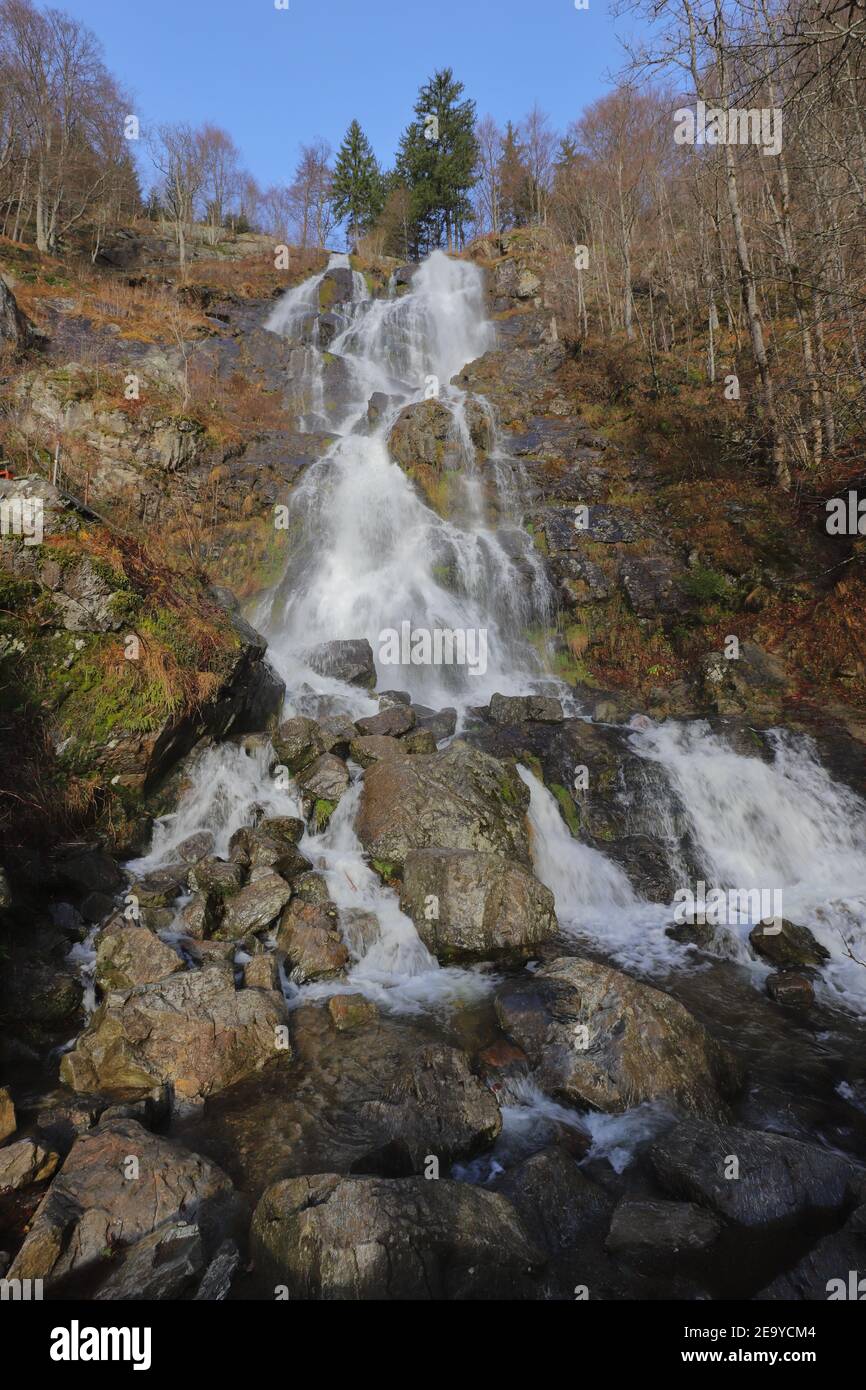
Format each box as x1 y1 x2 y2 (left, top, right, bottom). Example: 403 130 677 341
633 721 866 1007
131 249 866 1028
259 249 558 715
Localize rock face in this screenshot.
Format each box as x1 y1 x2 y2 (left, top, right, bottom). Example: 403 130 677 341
60 965 288 1101
94 1221 205 1301
757 1207 866 1300
357 741 531 871
251 1174 544 1299
8 1118 232 1291
388 398 453 471
650 1121 865 1227
0 274 31 350
494 1146 612 1254
495 957 740 1120
400 848 557 961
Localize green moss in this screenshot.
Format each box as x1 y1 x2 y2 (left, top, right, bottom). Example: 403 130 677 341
313 798 336 833
550 783 581 836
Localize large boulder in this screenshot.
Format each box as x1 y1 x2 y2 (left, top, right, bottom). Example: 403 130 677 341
605 1199 721 1263
276 897 349 984
250 1173 544 1299
0 1085 15 1143
400 848 556 962
215 871 292 940
7 1118 232 1291
95 919 183 990
650 1120 865 1227
495 957 740 1121
59 965 288 1102
357 741 531 872
0 1138 59 1193
351 1043 501 1173
757 1207 866 1300
305 639 375 689
388 398 453 471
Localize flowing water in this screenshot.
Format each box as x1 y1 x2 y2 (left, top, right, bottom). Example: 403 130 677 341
131 249 866 1169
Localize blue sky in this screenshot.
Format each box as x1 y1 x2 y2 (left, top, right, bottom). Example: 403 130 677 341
59 0 640 189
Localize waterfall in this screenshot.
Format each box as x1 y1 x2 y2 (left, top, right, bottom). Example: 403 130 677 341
132 249 866 1022
258 249 558 716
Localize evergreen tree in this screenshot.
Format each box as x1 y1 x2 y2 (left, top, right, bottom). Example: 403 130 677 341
331 120 383 246
498 120 531 229
396 68 478 256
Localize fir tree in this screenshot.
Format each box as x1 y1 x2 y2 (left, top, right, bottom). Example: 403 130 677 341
331 119 383 246
396 68 478 256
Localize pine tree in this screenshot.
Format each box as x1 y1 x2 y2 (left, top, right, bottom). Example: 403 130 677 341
396 68 479 256
331 120 383 246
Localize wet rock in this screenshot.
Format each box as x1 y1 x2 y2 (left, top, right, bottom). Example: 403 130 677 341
8 1118 231 1290
355 704 416 738
133 863 189 907
0 1139 59 1192
243 953 281 991
495 1146 612 1254
606 1199 721 1263
80 890 117 923
413 705 458 740
649 1121 864 1227
258 816 305 845
749 918 830 970
176 831 216 863
401 728 438 754
179 893 217 939
94 1221 205 1301
96 919 183 990
295 753 350 829
60 964 288 1101
328 994 379 1030
229 828 310 880
305 638 376 689
350 734 410 767
388 398 453 471
276 898 349 984
489 693 564 724
756 1207 866 1300
351 1043 501 1173
318 266 353 311
194 1237 240 1301
317 715 358 756
0 1086 15 1143
250 1173 544 1299
357 740 531 872
216 872 292 939
766 971 815 1008
272 715 324 773
401 848 556 962
496 957 739 1120
188 856 244 901
290 871 332 906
